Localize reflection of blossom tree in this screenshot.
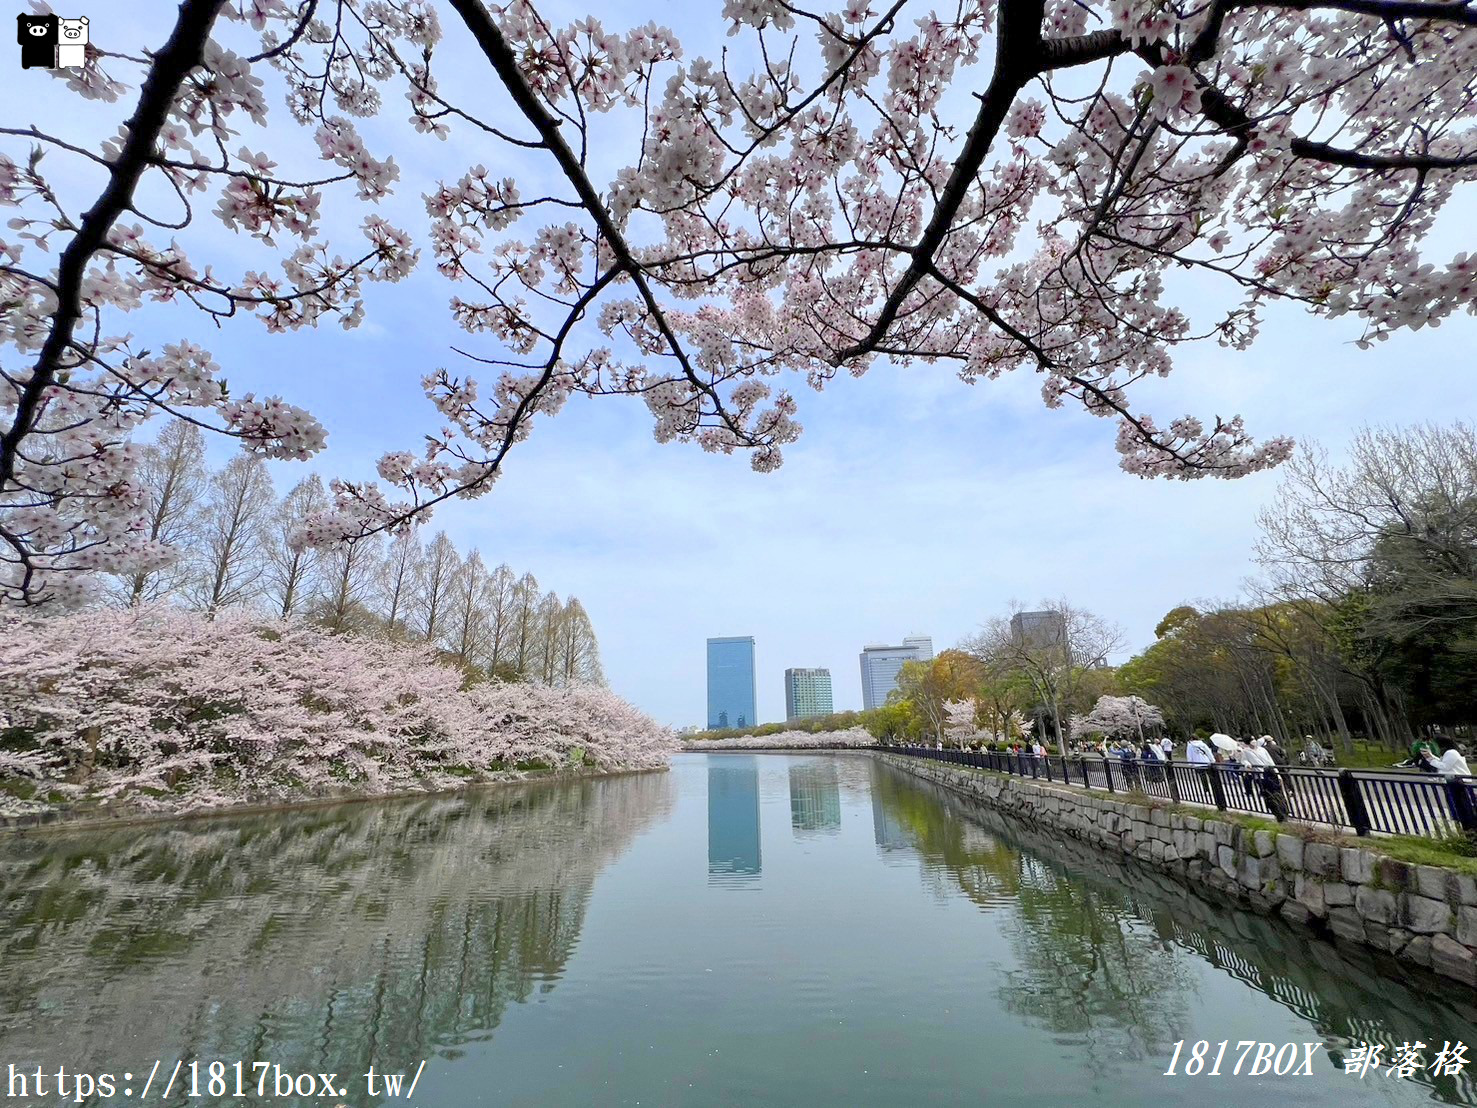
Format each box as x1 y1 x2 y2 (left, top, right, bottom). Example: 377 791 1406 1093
0 770 673 1096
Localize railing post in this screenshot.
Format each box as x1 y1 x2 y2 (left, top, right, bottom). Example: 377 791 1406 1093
1445 778 1477 834
1207 766 1228 811
1080 758 1090 788
1166 763 1181 804
1336 770 1372 836
1103 758 1115 793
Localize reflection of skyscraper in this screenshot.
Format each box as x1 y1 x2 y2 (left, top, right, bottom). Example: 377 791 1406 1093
708 757 761 883
707 637 757 729
788 762 841 835
870 770 910 853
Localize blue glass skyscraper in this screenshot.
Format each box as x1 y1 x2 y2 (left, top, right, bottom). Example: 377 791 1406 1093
706 636 757 729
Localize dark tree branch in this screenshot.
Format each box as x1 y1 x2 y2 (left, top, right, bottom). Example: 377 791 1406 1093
0 0 224 495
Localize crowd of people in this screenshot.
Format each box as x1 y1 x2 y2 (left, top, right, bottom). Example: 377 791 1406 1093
926 730 1471 825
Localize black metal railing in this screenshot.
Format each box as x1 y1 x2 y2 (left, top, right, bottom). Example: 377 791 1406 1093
888 745 1477 840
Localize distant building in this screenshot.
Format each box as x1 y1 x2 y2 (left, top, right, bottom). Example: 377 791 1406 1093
859 636 932 711
784 667 834 721
707 636 757 729
902 635 934 661
1010 610 1066 650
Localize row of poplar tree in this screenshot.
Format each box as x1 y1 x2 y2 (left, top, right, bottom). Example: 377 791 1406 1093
109 421 602 686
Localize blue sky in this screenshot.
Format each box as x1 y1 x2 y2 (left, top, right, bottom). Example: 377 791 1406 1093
12 2 1476 726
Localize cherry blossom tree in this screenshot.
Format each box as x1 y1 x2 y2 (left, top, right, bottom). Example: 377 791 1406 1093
0 604 673 814
1071 693 1166 740
943 697 979 747
105 419 208 606
684 727 876 749
4 0 1475 604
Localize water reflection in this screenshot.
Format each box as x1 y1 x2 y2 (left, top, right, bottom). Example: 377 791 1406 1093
870 760 1477 1105
707 756 762 885
0 772 673 1106
788 761 841 836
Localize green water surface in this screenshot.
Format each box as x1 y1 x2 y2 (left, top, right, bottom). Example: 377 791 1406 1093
2 752 1474 1106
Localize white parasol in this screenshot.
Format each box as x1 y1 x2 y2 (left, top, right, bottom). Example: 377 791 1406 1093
1209 733 1239 753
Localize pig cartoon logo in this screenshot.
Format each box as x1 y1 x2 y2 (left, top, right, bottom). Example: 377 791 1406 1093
57 16 87 68
17 13 58 69
17 12 88 69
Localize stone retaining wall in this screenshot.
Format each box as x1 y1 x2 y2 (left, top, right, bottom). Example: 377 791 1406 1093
879 753 1477 987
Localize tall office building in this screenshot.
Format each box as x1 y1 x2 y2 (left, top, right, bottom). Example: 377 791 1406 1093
707 636 757 729
784 667 834 721
859 635 932 711
1010 610 1066 650
902 635 934 661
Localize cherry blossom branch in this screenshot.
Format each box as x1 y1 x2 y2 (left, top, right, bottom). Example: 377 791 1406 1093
0 0 224 496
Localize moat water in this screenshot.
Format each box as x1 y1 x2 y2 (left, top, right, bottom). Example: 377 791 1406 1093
2 752 1474 1105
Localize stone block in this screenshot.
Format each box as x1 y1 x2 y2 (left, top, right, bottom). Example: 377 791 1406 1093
1253 830 1276 858
1294 875 1326 917
1402 934 1433 968
1456 875 1477 906
1304 842 1341 878
1412 865 1448 900
1403 894 1454 935
1354 885 1397 926
1328 907 1367 943
1459 906 1477 948
1239 854 1281 890
1323 882 1355 908
1280 900 1314 927
1217 844 1237 879
1213 821 1235 847
1341 848 1376 885
1430 934 1477 987
1151 809 1170 828
1377 859 1413 893
1363 921 1390 950
1276 834 1304 871
1183 816 1202 833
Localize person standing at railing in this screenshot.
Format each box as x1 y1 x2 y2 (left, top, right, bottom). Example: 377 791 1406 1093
1160 735 1174 761
1186 736 1214 766
1420 734 1471 777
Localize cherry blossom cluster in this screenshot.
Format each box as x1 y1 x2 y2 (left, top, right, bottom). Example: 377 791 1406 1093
1 0 421 604
683 727 877 749
4 0 1475 603
1070 694 1166 740
0 604 676 813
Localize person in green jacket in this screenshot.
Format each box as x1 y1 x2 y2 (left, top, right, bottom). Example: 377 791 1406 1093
1396 736 1438 768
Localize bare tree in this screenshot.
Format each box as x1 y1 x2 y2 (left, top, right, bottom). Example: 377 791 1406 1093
411 531 461 647
262 474 330 618
557 597 603 686
376 529 421 636
534 590 563 684
448 550 491 665
315 534 383 633
186 455 274 615
965 600 1124 755
107 420 207 606
1256 423 1477 741
482 562 517 674
508 572 541 678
